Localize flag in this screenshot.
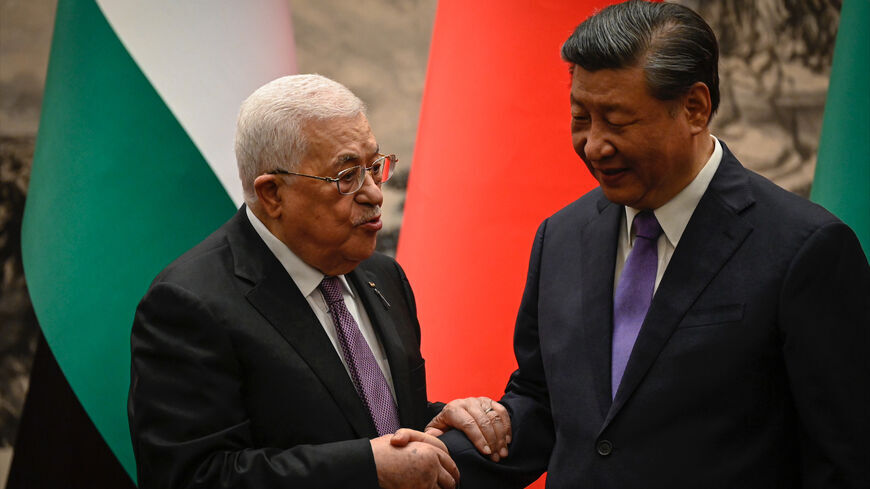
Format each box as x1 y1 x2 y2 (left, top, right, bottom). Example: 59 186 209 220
397 1 614 486
20 0 295 479
810 0 870 256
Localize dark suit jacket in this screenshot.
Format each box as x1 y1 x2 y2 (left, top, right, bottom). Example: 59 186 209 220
444 142 870 488
128 206 441 489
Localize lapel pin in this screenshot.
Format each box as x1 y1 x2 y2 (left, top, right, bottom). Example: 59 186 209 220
368 281 391 309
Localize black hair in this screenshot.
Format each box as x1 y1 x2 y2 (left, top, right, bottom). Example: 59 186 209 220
562 0 720 117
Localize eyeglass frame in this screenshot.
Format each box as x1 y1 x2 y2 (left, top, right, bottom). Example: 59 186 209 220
266 153 398 195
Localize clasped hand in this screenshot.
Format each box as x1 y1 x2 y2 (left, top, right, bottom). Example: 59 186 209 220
372 397 511 488
371 429 459 489
422 396 511 462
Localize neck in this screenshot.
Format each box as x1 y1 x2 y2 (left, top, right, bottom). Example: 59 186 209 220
682 131 715 189
695 131 715 168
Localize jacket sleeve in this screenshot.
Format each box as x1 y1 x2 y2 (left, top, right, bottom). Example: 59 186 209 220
778 221 870 487
442 220 555 488
391 258 446 424
128 281 380 489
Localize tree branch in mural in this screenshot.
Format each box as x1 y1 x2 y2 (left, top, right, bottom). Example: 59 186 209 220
683 0 840 196
0 137 39 448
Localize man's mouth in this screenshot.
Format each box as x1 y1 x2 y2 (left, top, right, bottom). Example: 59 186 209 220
358 215 382 231
595 167 629 184
354 207 383 229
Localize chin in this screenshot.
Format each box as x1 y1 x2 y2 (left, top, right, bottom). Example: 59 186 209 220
346 241 377 263
600 188 633 206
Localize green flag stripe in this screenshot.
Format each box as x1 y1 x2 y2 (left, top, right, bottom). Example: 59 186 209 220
21 0 235 479
810 0 870 256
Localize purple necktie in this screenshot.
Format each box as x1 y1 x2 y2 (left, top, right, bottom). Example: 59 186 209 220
320 276 400 435
611 211 662 398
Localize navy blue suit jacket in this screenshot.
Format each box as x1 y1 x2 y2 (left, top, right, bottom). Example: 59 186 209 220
445 142 870 488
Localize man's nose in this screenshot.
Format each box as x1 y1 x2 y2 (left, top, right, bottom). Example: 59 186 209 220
583 123 616 161
355 171 384 206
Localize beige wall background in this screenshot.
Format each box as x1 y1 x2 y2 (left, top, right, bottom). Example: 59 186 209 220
0 0 839 484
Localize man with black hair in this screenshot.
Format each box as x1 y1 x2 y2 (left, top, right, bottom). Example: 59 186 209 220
438 1 870 487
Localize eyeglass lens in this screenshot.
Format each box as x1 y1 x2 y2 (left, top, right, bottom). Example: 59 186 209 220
337 155 395 194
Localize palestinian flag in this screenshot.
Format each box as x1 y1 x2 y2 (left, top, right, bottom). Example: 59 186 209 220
16 0 295 484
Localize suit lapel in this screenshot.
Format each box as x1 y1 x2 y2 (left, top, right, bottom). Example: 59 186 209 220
578 196 622 419
347 267 415 427
226 207 376 438
603 146 755 425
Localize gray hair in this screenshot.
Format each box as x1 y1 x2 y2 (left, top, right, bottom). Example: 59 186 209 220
235 74 366 205
561 0 719 118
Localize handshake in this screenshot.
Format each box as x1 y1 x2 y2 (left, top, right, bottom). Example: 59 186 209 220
370 397 511 489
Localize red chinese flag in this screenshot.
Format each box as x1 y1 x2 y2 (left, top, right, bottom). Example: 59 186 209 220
398 1 615 484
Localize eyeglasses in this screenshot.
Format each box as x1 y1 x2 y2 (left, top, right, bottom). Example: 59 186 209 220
267 153 398 195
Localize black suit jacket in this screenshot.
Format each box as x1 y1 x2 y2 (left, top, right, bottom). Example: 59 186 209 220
444 142 870 488
129 206 441 489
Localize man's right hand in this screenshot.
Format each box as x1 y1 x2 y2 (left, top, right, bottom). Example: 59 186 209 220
371 429 460 489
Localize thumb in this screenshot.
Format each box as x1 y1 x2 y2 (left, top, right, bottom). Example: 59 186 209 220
424 426 445 437
425 412 449 432
390 428 412 447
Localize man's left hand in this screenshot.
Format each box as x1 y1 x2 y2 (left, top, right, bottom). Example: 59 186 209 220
412 397 512 462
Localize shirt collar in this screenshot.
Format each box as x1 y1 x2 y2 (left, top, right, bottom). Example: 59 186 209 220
245 206 354 298
625 136 722 247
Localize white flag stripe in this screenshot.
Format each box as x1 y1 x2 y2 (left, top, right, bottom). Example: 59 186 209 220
95 0 297 204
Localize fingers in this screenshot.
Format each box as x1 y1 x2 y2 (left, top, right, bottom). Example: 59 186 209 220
427 397 513 462
437 466 458 489
373 435 458 489
464 397 510 461
488 401 512 455
391 428 449 453
465 401 500 459
440 400 490 456
389 429 410 447
425 412 449 433
459 397 512 461
435 443 460 488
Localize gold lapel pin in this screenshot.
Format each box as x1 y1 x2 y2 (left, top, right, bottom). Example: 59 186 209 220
368 281 391 309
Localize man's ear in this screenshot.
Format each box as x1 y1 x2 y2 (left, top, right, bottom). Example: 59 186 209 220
253 175 284 219
683 82 712 134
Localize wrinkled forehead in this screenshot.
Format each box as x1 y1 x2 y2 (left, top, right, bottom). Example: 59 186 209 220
304 113 379 168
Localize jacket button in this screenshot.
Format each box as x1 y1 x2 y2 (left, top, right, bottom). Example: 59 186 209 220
596 440 613 456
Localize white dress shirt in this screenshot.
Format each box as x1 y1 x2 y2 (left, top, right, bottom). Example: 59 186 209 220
246 206 396 397
614 137 723 295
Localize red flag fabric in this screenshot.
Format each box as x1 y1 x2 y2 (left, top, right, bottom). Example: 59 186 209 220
398 1 615 484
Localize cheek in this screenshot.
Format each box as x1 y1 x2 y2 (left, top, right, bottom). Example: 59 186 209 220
572 132 585 156
325 200 354 223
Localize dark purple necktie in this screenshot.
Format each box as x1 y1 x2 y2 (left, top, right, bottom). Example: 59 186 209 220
320 276 400 435
611 211 662 398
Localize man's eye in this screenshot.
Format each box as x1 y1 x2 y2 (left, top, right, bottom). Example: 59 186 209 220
340 168 359 182
572 114 590 122
606 118 634 128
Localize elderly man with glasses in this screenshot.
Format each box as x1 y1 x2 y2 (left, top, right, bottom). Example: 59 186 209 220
128 75 508 489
